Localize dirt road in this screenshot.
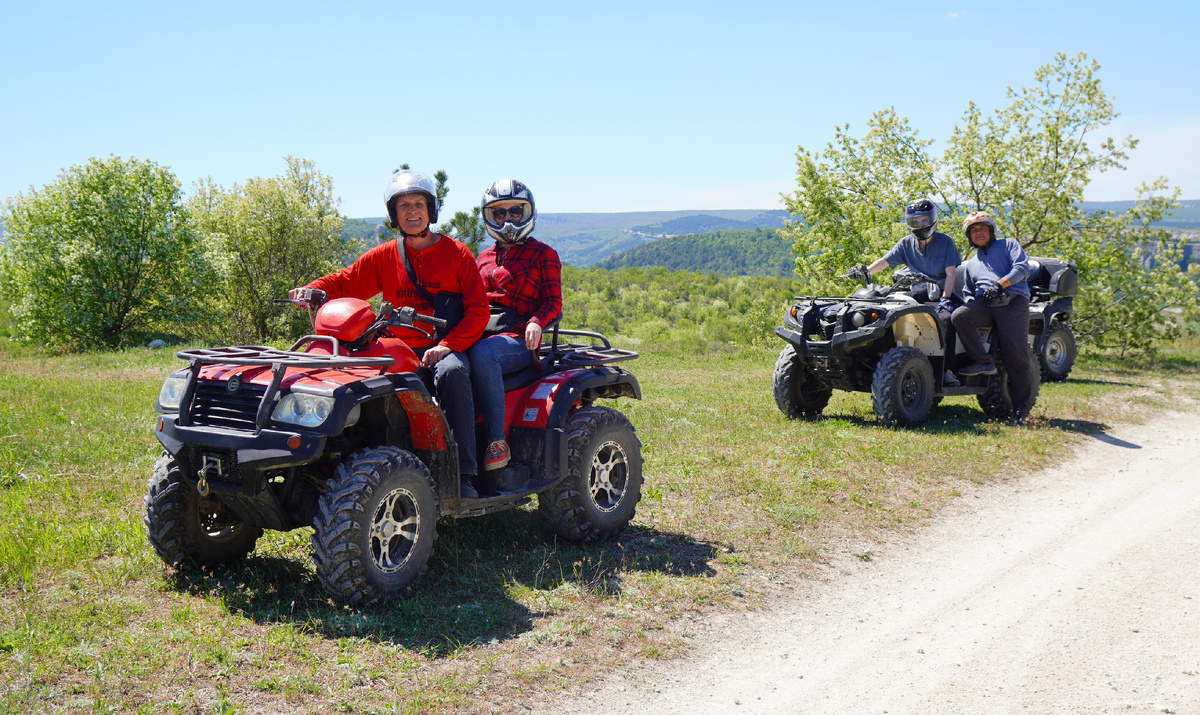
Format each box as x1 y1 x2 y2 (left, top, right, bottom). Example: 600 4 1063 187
541 409 1200 714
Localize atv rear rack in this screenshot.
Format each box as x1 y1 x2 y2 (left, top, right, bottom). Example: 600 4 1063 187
543 328 639 366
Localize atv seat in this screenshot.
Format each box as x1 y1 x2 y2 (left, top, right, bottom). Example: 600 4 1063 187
1027 257 1078 297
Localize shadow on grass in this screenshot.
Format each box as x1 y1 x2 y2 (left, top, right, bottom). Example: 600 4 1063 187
811 398 1137 437
167 509 718 657
811 404 1009 435
1053 376 1140 387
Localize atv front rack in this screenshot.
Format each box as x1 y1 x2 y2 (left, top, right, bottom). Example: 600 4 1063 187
177 339 395 370
174 341 394 432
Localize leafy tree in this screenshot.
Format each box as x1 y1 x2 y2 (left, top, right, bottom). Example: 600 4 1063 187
189 156 347 342
782 52 1200 352
782 107 950 294
439 206 487 256
0 155 215 348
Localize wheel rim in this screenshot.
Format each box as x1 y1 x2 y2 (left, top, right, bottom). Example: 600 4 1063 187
589 440 629 513
900 368 926 410
196 496 242 541
1045 335 1067 369
368 487 421 573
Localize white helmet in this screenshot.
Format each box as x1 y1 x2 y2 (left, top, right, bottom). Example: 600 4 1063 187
384 170 439 227
481 179 536 243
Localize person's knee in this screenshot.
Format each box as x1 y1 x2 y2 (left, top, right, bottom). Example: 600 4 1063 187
433 355 469 388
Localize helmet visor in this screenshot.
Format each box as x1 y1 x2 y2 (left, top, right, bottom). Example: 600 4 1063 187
484 202 532 229
906 212 935 230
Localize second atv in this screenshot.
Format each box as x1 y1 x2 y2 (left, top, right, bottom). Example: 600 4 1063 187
772 269 1039 427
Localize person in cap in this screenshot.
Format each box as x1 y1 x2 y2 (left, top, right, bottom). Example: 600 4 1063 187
951 211 1035 425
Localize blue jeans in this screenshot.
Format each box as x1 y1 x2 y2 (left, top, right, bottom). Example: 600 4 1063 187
468 335 533 444
415 349 477 476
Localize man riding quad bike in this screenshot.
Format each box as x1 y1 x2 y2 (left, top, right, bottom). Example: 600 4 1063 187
772 267 1040 427
145 295 643 605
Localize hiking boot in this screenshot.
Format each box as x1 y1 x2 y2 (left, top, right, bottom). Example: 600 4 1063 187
460 474 479 499
483 440 511 471
943 369 960 387
959 362 997 376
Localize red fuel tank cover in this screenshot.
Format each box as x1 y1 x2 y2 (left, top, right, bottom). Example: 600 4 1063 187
314 298 375 341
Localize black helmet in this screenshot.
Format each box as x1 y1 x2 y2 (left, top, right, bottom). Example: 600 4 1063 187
481 179 536 244
904 199 938 240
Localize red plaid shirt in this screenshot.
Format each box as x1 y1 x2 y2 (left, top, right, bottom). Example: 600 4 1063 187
476 237 562 333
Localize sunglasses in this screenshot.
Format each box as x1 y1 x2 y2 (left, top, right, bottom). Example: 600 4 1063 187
491 206 525 220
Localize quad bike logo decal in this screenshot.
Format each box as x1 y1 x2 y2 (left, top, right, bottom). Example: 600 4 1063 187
226 373 242 395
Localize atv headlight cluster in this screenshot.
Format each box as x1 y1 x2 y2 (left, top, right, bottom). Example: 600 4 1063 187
850 309 884 328
157 376 188 411
272 393 336 428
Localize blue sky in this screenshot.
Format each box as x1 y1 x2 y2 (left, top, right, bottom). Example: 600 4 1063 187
2 1 1197 220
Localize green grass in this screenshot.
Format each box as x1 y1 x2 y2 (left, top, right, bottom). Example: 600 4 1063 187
1 337 1198 713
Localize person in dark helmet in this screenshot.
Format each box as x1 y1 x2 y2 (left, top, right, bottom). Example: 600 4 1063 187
468 179 562 477
848 198 963 385
290 170 490 496
951 210 1035 425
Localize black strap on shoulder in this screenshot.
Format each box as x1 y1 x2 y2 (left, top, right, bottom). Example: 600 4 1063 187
399 239 436 304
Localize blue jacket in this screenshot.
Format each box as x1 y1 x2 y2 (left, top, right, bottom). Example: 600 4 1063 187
962 237 1030 301
882 232 962 292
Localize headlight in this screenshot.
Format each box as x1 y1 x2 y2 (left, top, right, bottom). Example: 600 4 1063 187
157 377 188 411
850 309 884 327
272 393 336 428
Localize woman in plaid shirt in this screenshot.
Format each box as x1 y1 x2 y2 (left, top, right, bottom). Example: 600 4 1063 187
469 180 563 476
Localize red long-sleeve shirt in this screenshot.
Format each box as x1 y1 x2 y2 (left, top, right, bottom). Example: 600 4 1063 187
307 234 488 352
476 237 563 335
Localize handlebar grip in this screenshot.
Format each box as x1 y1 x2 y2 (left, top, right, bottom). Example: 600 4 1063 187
416 313 447 329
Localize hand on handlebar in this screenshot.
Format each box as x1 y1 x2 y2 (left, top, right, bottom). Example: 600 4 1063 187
285 287 327 309
847 264 869 281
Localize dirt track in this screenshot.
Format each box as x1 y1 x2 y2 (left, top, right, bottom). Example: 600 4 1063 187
540 408 1200 714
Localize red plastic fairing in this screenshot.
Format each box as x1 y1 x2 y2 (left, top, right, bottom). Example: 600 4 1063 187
314 298 375 341
396 391 450 450
351 338 420 374
505 371 578 432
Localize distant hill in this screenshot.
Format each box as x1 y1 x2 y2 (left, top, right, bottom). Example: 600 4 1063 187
531 209 789 265
1080 201 1200 227
629 210 789 236
595 228 796 277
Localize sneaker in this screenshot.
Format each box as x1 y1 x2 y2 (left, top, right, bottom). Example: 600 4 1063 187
460 474 479 499
959 362 997 376
943 369 960 387
483 440 511 471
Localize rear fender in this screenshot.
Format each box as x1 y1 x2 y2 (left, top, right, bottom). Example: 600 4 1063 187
507 366 641 487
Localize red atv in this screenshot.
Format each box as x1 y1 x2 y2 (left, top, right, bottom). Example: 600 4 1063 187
144 296 643 605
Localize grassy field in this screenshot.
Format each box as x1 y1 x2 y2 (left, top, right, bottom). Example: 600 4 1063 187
2 338 1199 713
